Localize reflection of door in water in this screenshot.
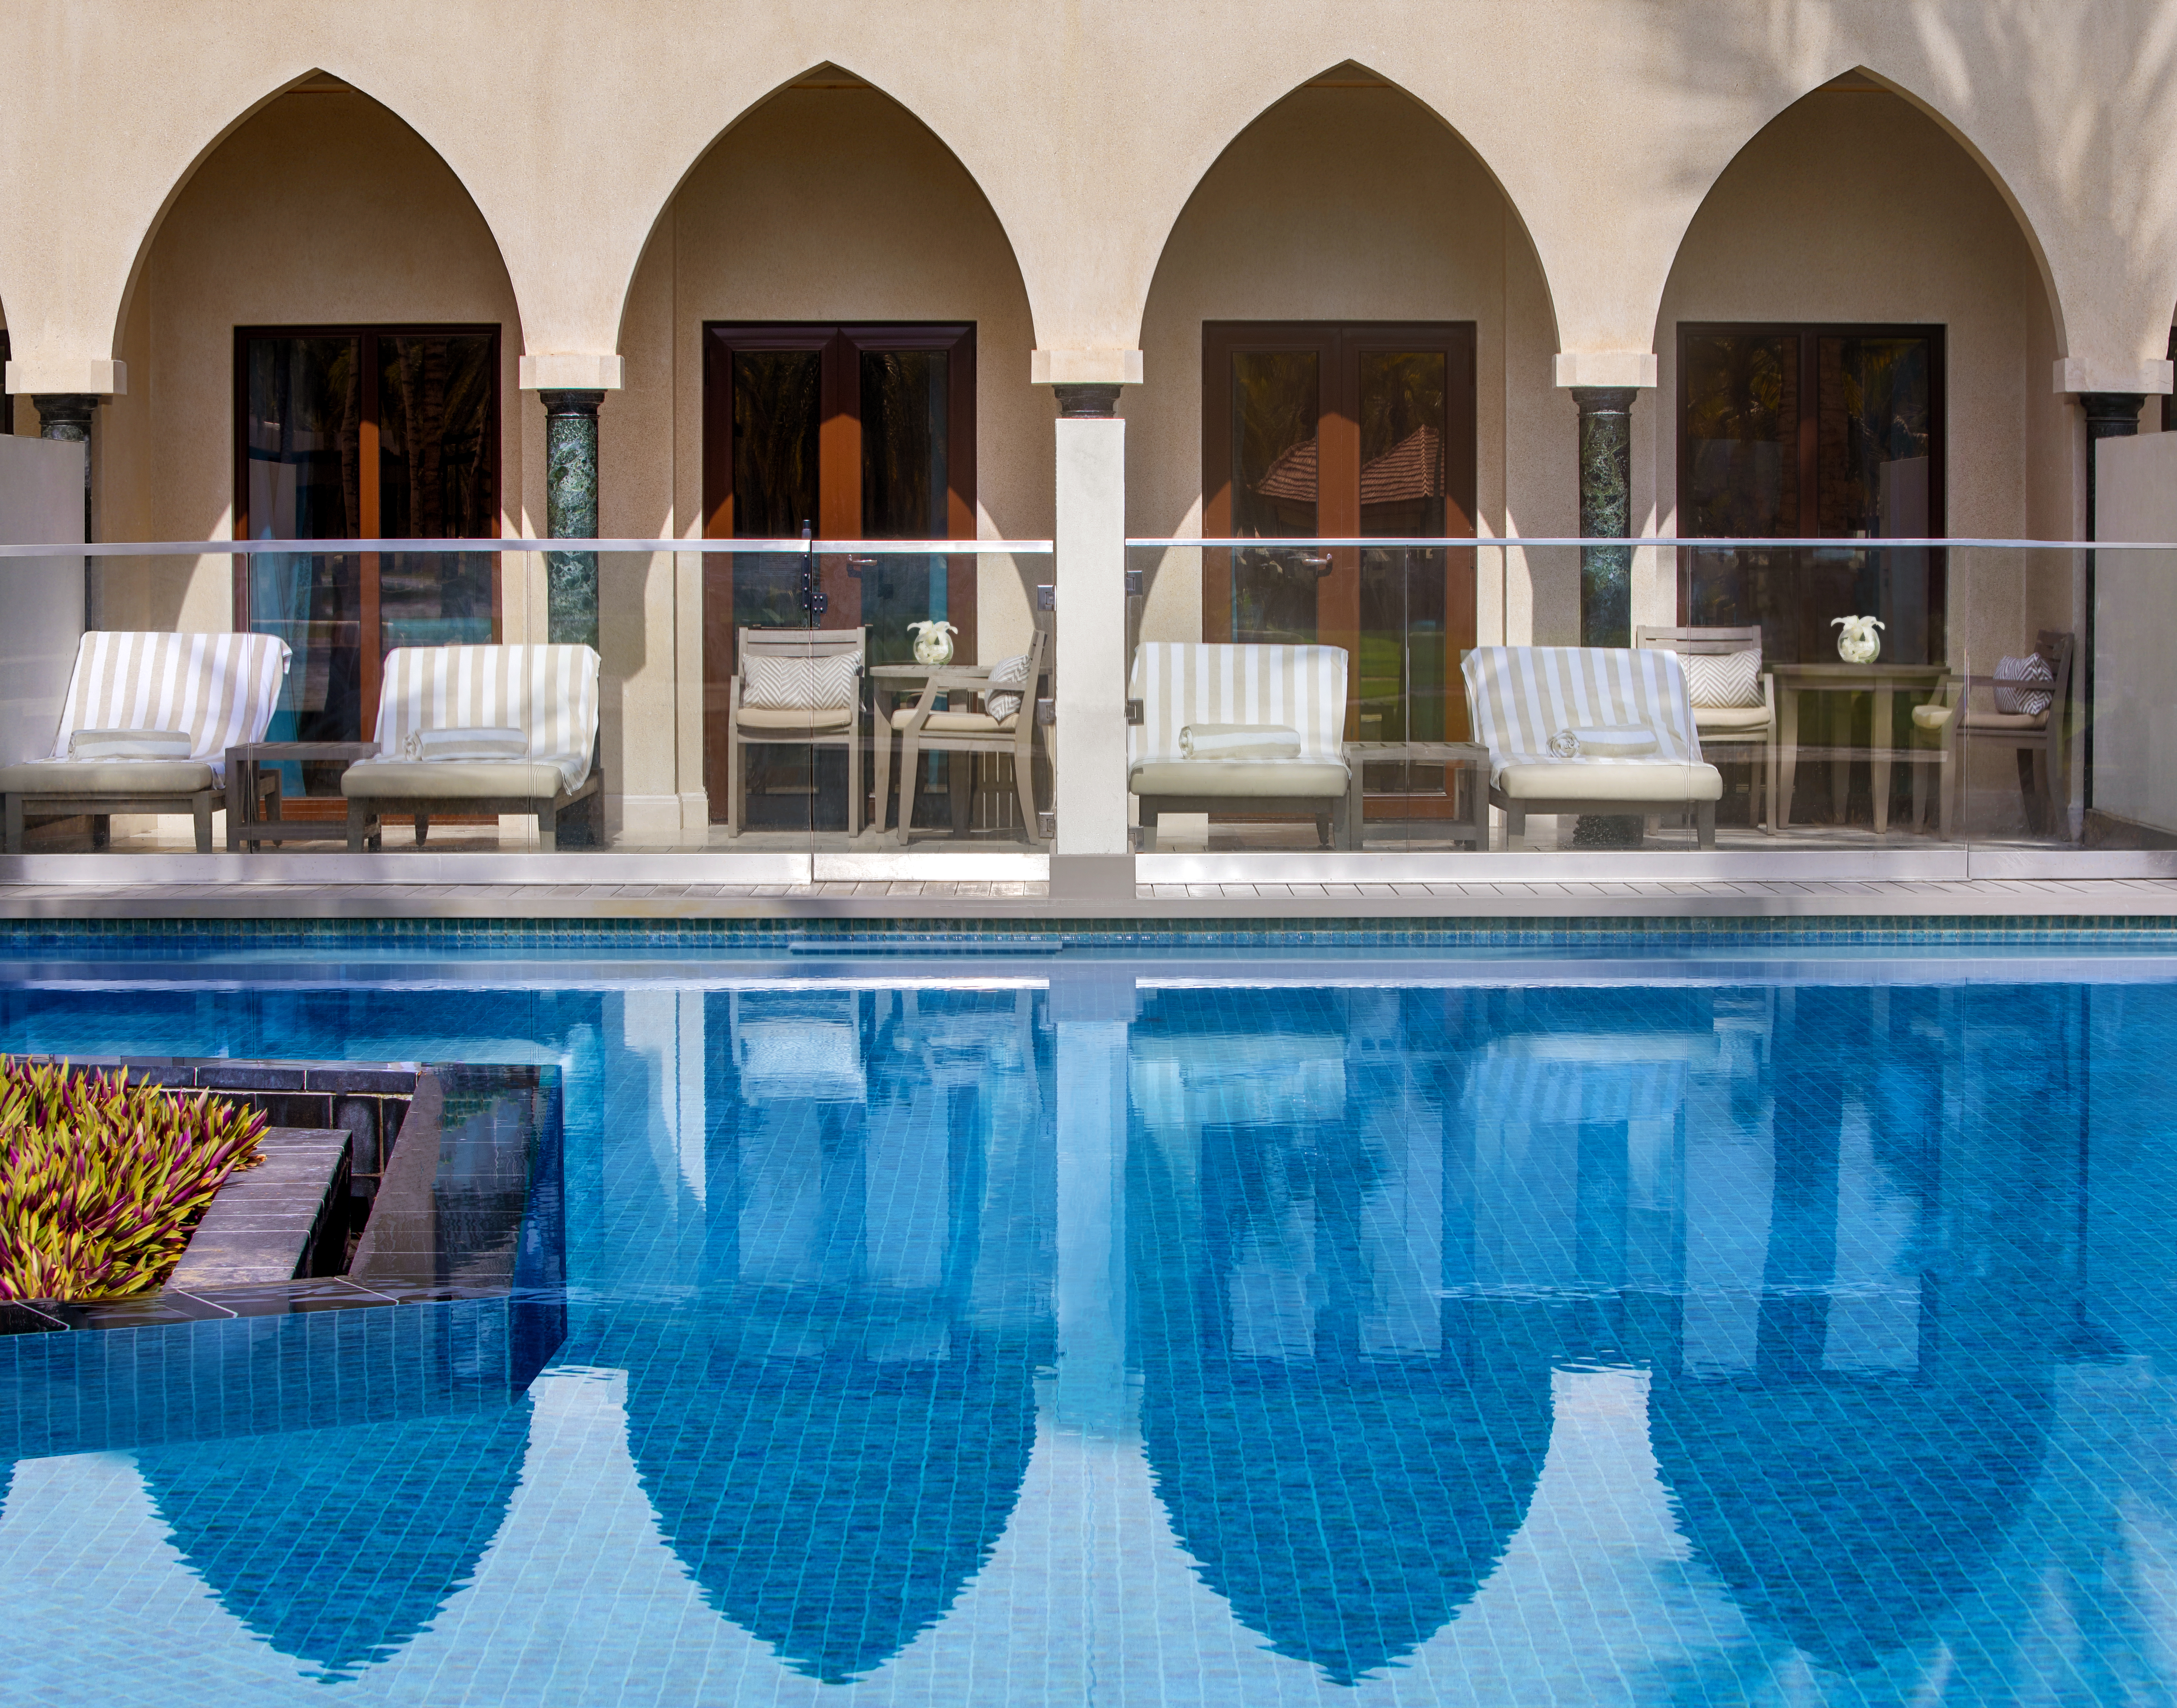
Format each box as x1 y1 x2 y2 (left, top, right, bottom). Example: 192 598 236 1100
702 325 975 825
1204 323 1477 821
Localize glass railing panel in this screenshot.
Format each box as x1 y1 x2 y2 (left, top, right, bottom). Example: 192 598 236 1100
1125 534 2130 864
0 536 1047 862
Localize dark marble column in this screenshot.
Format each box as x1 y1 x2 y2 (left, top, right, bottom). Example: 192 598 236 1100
2080 391 2144 813
34 393 96 629
33 393 95 541
1572 386 1635 647
543 390 601 649
1572 386 1639 846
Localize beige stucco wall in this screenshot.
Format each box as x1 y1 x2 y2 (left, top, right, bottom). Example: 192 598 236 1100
1128 82 1579 653
99 87 524 638
4 6 2174 845
618 80 1048 832
6 2 2177 400
1656 83 2079 826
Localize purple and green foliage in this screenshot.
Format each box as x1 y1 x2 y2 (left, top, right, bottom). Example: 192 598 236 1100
0 1058 265 1300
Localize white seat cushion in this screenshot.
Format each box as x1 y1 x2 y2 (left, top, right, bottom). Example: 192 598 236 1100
1693 704 1774 733
736 705 856 734
1130 759 1349 798
0 760 216 796
341 760 575 800
1496 760 1724 803
1960 712 2049 732
890 709 1018 734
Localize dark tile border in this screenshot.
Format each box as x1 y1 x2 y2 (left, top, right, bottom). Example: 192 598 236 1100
5 913 2177 953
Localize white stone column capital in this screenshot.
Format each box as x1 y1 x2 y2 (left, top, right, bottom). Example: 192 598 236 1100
2055 356 2173 396
518 352 626 391
1032 348 1144 387
1553 352 1656 390
2 358 125 397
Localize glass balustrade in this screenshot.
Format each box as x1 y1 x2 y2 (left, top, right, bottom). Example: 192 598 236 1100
1123 536 2125 865
0 538 1052 861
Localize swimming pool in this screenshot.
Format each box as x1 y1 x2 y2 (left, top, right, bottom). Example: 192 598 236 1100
0 937 2172 1705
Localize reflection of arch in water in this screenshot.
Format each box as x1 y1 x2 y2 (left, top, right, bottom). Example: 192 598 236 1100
137 1400 531 1681
1651 983 2067 1675
627 1294 1036 1684
1129 992 1553 1685
1651 1371 2051 1673
648 985 1046 1684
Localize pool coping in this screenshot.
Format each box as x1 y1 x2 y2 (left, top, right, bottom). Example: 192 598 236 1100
7 910 2177 951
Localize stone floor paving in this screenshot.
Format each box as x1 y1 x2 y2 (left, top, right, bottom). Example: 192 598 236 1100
2 873 2176 920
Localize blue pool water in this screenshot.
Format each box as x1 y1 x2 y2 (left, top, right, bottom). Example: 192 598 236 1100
1 940 2175 1705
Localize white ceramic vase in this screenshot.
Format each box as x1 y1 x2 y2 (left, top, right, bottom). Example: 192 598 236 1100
1833 614 1885 664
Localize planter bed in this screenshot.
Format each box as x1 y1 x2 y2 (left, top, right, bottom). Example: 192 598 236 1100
0 1059 565 1457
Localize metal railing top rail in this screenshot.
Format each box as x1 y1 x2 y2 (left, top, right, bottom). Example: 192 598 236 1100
0 536 1055 560
1126 534 2143 550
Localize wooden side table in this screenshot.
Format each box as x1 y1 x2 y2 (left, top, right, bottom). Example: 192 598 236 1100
225 741 382 851
1343 740 1491 850
1772 663 1948 834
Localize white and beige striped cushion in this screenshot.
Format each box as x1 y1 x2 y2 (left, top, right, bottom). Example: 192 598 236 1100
1461 646 1703 783
372 645 601 789
1128 644 1348 769
47 631 291 779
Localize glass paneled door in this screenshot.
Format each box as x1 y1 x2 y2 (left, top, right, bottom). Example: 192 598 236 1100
702 324 975 833
1679 324 1945 666
1204 323 1477 830
235 326 500 802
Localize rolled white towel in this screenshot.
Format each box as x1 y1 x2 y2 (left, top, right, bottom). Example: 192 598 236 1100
67 728 194 761
1545 726 1658 759
1179 723 1302 760
403 726 529 762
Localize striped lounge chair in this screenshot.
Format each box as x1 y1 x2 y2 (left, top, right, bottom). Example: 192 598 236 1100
0 631 291 853
1460 646 1724 847
1128 643 1352 850
340 644 604 851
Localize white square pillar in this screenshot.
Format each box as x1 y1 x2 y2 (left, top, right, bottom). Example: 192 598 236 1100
1052 397 1131 861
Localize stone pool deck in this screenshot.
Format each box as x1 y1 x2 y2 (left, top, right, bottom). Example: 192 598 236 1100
6 866 2177 921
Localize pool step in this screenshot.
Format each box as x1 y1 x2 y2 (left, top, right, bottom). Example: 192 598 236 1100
164 1125 353 1288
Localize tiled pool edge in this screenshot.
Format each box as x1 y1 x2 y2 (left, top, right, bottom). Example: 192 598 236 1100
7 912 2177 949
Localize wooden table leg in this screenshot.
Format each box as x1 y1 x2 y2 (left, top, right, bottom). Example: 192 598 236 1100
1872 684 1894 834
225 758 245 853
1779 686 1800 829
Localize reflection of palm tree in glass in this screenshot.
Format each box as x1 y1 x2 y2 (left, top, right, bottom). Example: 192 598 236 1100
1130 1003 1551 1685
137 1402 532 1681
629 989 1041 1684
1650 986 2061 1674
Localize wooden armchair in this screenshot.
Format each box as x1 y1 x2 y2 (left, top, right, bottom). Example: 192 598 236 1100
1634 624 1777 831
1915 629 2074 840
878 628 1048 846
724 627 867 838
